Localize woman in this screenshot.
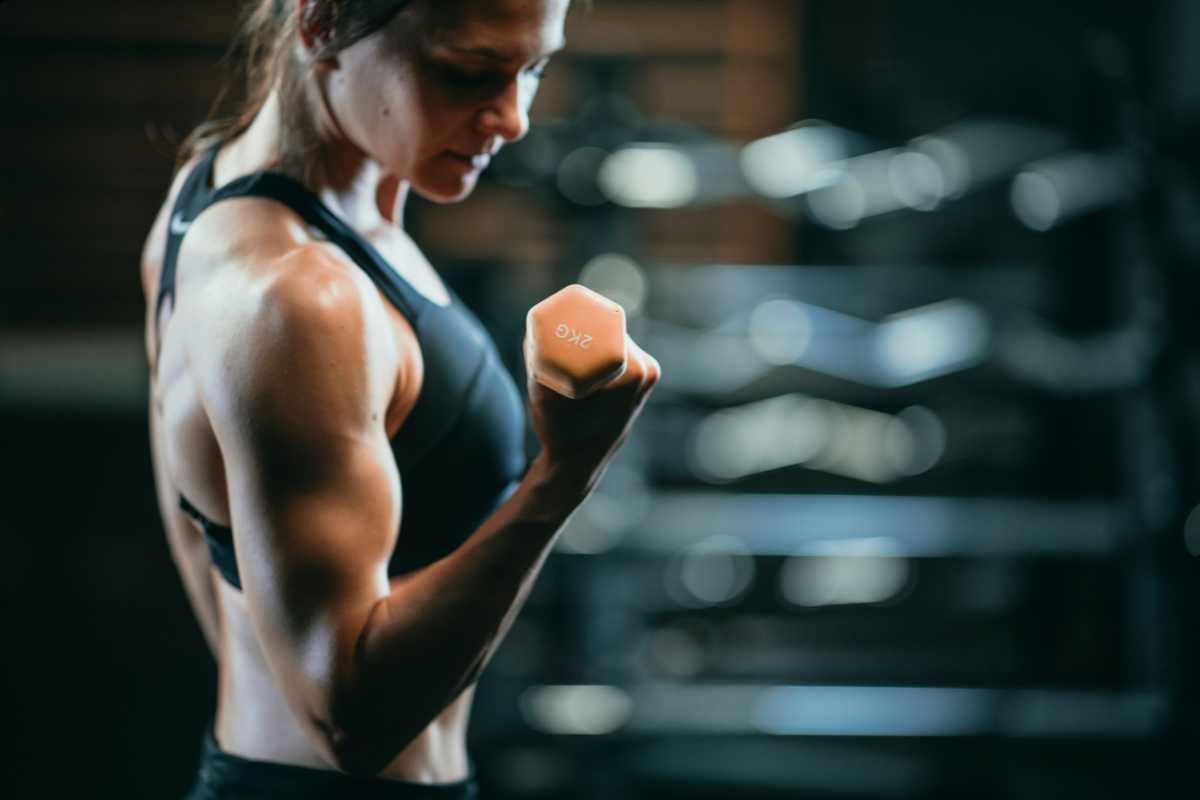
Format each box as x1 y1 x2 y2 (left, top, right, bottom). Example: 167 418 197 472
140 0 660 796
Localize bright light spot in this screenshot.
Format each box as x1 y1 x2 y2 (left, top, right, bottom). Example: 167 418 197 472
1011 151 1137 232
910 135 970 198
874 299 990 386
687 409 761 483
520 685 633 735
667 534 756 607
578 463 651 538
779 537 911 607
665 329 773 395
562 465 650 553
883 406 946 476
1011 170 1060 231
686 395 829 483
687 394 943 485
1184 505 1200 556
0 331 147 410
889 150 946 211
598 145 699 208
754 685 988 737
881 415 918 476
739 123 848 198
803 402 906 484
578 253 648 317
556 146 609 206
748 298 814 365
558 516 623 554
805 173 866 229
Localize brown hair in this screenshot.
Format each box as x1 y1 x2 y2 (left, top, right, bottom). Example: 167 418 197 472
177 0 414 185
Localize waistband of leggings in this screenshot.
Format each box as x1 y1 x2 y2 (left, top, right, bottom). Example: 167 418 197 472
198 724 478 798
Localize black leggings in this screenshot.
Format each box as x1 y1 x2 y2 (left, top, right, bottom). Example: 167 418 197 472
184 726 479 799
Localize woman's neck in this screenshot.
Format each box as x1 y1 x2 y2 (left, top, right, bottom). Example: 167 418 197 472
220 85 410 229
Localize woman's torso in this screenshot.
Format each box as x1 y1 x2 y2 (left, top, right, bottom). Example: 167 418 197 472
142 144 514 782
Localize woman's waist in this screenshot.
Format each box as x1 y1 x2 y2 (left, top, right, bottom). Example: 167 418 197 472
215 604 475 783
195 721 477 798
213 677 475 783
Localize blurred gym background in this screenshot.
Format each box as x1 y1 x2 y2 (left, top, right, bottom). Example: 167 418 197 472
4 0 1200 796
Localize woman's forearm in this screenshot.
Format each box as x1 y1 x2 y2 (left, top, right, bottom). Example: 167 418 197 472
328 451 593 775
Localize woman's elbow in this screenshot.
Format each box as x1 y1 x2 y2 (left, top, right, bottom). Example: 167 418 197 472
314 716 398 777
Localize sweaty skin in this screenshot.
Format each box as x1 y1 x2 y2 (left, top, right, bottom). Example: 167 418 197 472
142 0 659 782
143 148 465 779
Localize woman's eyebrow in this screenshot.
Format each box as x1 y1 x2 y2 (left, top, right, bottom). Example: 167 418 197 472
443 41 566 62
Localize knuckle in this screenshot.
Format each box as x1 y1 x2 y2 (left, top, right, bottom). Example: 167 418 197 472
631 350 651 391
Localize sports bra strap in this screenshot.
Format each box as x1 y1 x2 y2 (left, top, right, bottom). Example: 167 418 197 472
155 146 220 333
155 145 433 337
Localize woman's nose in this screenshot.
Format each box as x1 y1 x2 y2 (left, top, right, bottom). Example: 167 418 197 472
476 78 530 143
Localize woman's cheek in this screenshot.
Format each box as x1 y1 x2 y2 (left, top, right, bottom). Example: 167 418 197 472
520 74 541 110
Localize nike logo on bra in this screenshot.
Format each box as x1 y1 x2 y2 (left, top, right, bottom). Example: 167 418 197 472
169 211 192 235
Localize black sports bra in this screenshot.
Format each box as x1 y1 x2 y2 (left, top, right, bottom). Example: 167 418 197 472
156 145 529 589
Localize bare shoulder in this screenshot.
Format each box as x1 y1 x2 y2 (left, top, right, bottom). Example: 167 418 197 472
194 243 403 449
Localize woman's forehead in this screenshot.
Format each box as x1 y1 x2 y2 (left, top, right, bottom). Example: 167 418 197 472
421 0 569 58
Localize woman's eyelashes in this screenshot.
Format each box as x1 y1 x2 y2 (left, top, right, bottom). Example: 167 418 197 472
438 65 505 91
430 59 551 93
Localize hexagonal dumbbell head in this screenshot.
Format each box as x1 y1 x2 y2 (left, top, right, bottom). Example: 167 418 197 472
526 284 628 399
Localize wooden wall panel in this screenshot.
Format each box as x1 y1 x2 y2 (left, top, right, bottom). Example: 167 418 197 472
2 48 222 120
1 0 242 45
6 124 180 186
633 62 729 129
564 1 731 55
1 0 241 330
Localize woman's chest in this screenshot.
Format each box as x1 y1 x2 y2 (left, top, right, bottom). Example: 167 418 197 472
357 223 452 310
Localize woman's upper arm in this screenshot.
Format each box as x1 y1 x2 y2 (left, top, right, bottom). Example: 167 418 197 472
199 247 403 755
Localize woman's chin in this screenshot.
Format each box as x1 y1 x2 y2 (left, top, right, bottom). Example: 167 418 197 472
413 182 477 204
412 165 482 204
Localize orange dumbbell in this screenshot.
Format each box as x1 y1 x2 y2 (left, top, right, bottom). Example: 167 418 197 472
525 284 628 399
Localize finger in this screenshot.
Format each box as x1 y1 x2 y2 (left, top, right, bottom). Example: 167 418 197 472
625 337 661 395
642 351 662 391
622 335 651 394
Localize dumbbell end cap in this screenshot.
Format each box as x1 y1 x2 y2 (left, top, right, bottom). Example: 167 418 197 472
531 351 628 399
526 284 628 399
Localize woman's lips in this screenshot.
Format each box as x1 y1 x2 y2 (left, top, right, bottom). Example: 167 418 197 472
445 151 491 170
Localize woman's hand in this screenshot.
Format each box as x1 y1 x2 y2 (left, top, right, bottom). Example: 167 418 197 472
525 331 661 493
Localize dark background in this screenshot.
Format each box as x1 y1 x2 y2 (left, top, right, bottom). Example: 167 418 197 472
3 0 1200 797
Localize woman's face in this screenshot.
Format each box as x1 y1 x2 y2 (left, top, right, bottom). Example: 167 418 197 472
325 0 569 203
